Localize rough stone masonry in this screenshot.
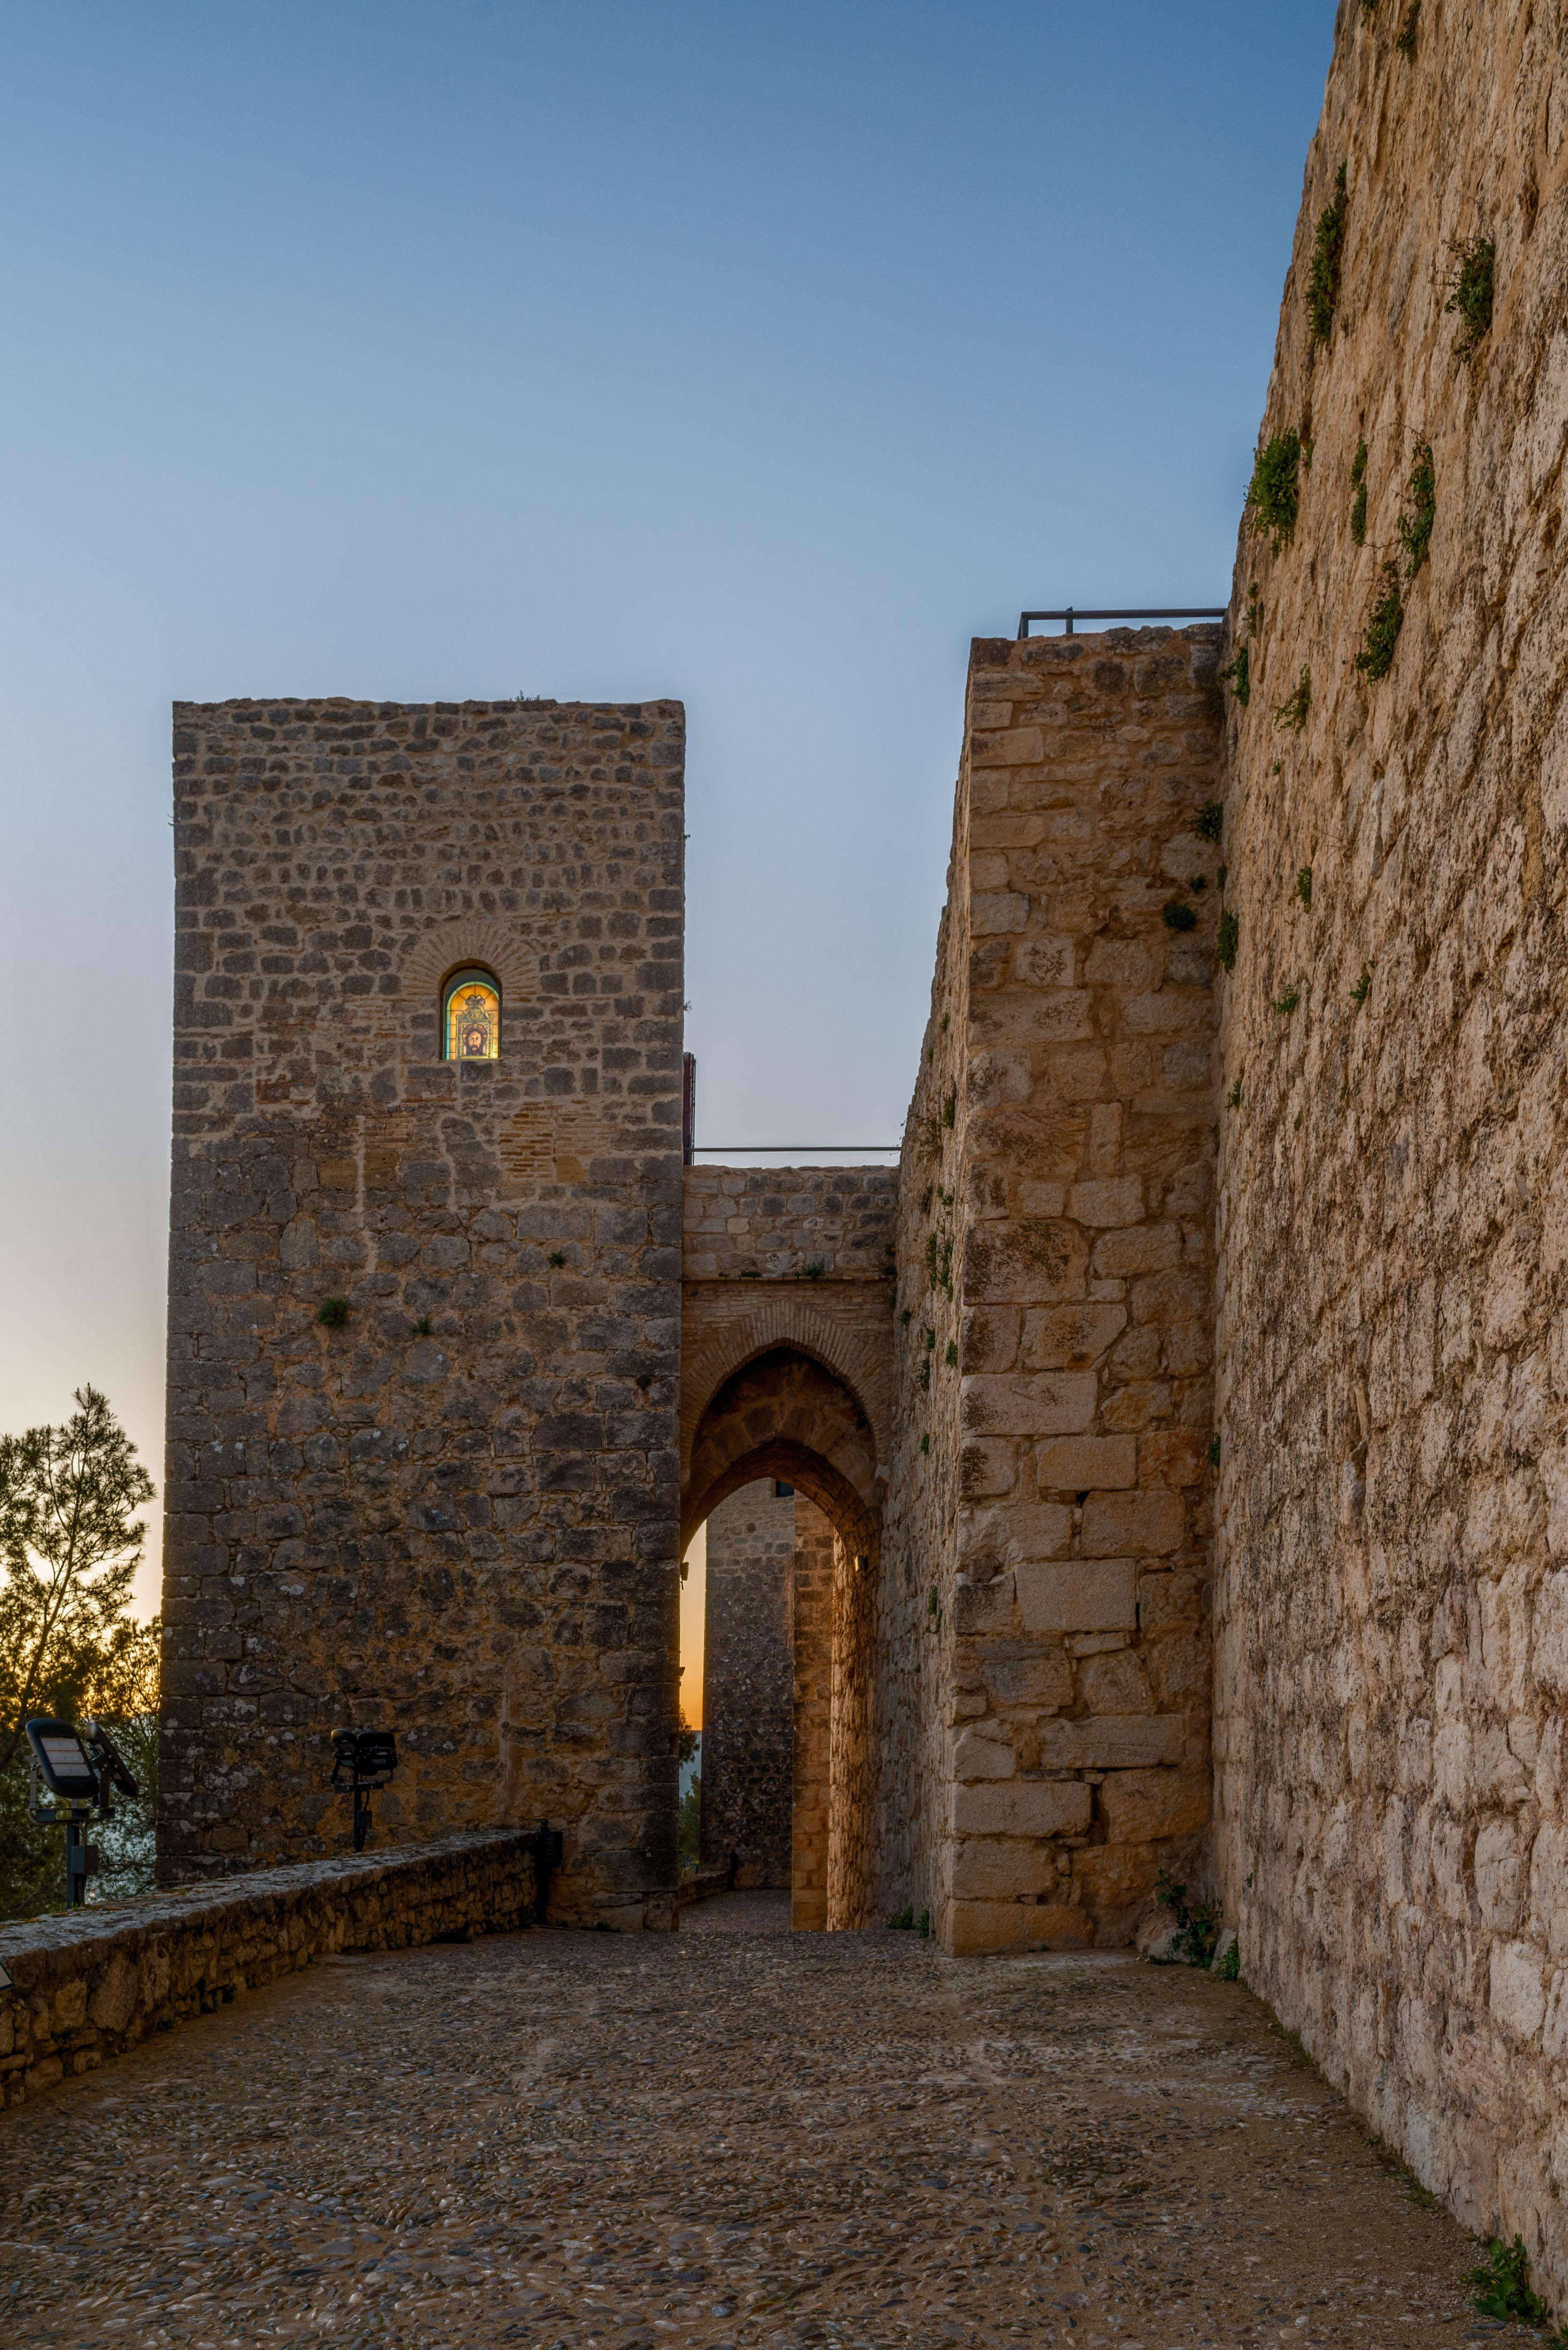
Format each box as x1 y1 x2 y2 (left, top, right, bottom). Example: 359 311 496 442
152 0 1568 2310
162 699 686 1925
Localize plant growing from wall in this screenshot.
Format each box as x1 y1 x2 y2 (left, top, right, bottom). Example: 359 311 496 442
318 1296 349 1328
1219 644 1251 705
945 1341 958 1366
1248 430 1302 552
1466 2238 1550 2327
1351 964 1374 1005
942 1087 956 1130
1306 165 1349 342
1226 1075 1242 1110
413 1315 432 1336
1274 667 1312 731
1217 911 1240 972
1195 801 1225 843
1355 562 1405 680
1445 236 1495 360
1396 2 1420 57
1350 439 1368 545
1153 1872 1222 1967
1296 867 1313 910
1162 898 1198 932
1399 438 1436 574
1271 985 1301 1017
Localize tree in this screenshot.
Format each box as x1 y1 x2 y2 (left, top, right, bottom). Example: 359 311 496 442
0 1387 159 1918
0 1385 156 1772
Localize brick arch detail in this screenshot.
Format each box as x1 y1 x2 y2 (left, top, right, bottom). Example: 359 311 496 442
396 919 541 1006
679 1299 890 1484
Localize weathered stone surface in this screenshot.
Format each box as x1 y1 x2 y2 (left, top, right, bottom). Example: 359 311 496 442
1209 0 1568 2302
162 699 685 1921
876 627 1221 1953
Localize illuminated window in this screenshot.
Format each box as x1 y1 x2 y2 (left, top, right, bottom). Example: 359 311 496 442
442 967 501 1062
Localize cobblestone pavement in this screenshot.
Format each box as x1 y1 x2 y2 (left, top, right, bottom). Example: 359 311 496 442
0 1893 1505 2349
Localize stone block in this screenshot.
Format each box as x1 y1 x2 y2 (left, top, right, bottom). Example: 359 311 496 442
953 1730 1015 1781
1096 1767 1211 1844
1039 1716 1185 1769
1016 1560 1138 1633
982 1646 1074 1708
1022 1303 1127 1369
1035 1435 1138 1492
961 1374 1097 1436
1080 1489 1185 1557
952 1840 1061 1901
947 1900 1089 1956
952 1780 1092 1837
1068 1178 1144 1228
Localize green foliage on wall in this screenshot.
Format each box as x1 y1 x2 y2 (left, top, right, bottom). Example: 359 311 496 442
1350 438 1368 545
1446 235 1495 360
1248 430 1302 553
1220 644 1251 705
1355 561 1405 680
1399 438 1436 575
1217 911 1240 973
1306 165 1349 343
1396 3 1420 58
1274 667 1311 732
1162 899 1198 932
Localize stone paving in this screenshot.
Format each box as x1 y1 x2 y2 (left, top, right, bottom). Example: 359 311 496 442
0 1893 1511 2348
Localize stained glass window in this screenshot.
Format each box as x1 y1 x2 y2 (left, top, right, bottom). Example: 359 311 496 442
442 968 501 1062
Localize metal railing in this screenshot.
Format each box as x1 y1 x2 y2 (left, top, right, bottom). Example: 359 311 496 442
1017 605 1227 639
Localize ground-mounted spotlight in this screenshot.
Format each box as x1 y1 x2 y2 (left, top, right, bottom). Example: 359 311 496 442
26 1716 139 1908
330 1727 398 1851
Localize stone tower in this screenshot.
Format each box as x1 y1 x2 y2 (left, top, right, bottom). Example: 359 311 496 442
159 697 685 1924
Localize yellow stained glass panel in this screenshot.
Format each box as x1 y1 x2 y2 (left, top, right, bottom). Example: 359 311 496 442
445 978 500 1061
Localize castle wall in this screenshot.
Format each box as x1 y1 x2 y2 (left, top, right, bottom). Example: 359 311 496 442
1212 0 1568 2288
699 1482 794 1888
883 629 1224 1955
160 697 685 1923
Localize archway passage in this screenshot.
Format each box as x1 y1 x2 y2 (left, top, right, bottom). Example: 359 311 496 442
681 1347 880 1554
682 1348 882 1934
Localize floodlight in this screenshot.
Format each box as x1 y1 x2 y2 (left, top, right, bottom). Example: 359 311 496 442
25 1717 103 1907
27 1719 98 1803
330 1727 398 1851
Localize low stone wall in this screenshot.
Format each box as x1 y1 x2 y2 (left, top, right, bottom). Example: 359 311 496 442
0 1829 535 2112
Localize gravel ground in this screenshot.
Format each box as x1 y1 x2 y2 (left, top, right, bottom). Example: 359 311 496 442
0 1890 1510 2348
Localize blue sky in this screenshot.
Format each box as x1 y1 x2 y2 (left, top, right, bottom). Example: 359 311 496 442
0 1 1335 1606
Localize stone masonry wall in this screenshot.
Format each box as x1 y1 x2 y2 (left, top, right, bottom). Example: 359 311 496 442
883 629 1224 1956
1212 0 1568 2296
700 1482 794 1888
0 1830 535 2112
163 698 684 1925
680 1166 896 1512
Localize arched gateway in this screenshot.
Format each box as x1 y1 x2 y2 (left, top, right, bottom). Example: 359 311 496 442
679 1166 896 1930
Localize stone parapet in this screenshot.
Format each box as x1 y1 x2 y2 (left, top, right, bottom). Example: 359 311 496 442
0 1830 537 2113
